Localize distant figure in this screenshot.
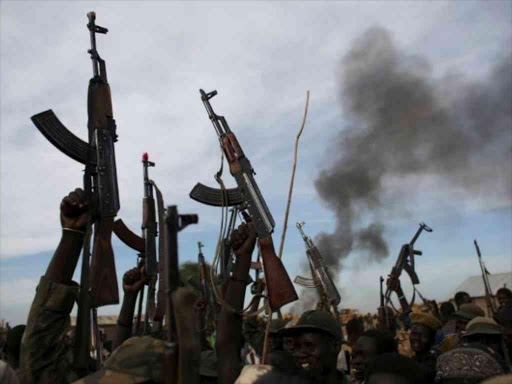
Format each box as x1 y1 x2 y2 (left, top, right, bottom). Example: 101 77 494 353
439 301 456 325
346 317 365 348
454 291 472 310
496 287 512 312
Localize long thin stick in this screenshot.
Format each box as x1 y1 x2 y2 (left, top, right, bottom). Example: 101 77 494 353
278 90 310 259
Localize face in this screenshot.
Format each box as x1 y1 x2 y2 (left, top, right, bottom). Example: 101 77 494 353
367 373 409 384
455 319 468 334
351 336 378 380
282 336 295 353
462 295 472 304
292 331 334 378
498 293 512 308
409 324 433 354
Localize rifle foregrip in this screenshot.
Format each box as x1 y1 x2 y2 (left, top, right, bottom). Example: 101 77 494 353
31 110 96 165
259 237 298 310
189 183 244 207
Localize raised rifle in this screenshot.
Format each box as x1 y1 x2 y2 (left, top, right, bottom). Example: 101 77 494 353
189 89 298 311
141 153 158 333
378 276 389 329
384 222 433 308
113 153 166 335
164 206 199 384
474 240 496 316
294 221 341 319
31 12 120 374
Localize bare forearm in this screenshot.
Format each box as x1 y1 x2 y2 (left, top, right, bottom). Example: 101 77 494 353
114 293 138 349
45 231 84 284
216 256 251 384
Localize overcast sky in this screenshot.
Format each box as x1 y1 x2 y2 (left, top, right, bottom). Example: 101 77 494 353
1 1 511 325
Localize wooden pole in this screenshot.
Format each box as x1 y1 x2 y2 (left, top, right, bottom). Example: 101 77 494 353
278 90 310 259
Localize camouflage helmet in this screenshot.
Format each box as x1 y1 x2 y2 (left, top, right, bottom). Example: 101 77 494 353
279 310 342 341
72 336 174 384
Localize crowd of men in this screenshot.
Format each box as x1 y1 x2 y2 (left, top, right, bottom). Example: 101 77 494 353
0 188 511 384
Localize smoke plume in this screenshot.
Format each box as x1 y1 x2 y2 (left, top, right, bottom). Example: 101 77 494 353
294 27 511 312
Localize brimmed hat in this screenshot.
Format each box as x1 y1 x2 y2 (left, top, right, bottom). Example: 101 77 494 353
452 304 485 321
279 310 342 341
72 336 174 384
464 317 503 337
410 312 442 331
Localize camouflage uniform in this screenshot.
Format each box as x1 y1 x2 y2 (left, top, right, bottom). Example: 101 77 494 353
19 276 79 384
72 336 174 384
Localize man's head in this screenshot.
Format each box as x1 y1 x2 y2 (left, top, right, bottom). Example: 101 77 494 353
436 345 505 383
452 303 485 334
462 317 503 355
439 301 456 324
454 291 472 309
365 353 429 384
4 324 25 368
351 329 398 380
496 287 512 309
279 310 342 379
346 317 365 347
409 312 442 355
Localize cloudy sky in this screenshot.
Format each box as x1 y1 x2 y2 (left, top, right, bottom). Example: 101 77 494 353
1 1 511 325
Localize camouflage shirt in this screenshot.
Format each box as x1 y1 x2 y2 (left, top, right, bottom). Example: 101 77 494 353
20 276 80 384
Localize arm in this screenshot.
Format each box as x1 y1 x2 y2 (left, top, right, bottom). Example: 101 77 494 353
387 276 409 313
20 189 89 384
113 267 146 350
216 222 256 384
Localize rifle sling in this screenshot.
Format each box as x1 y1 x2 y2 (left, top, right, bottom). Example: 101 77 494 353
151 180 167 321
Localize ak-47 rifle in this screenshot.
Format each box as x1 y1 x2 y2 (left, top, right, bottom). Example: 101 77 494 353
474 240 496 316
164 206 199 384
384 222 433 310
31 12 120 374
197 241 217 333
141 153 158 333
294 222 341 320
189 89 298 311
378 276 388 329
113 153 167 335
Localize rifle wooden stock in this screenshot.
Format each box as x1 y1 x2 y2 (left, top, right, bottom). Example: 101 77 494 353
113 219 145 253
259 236 298 310
90 217 119 307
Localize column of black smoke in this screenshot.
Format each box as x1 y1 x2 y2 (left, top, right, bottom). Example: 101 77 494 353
292 26 511 314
